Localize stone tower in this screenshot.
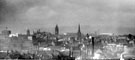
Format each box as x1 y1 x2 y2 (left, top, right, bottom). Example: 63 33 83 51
55 24 59 35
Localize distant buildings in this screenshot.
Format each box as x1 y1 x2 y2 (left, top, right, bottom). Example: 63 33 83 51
99 33 114 36
1 25 135 59
1 27 11 36
0 29 11 51
0 27 35 51
0 27 11 40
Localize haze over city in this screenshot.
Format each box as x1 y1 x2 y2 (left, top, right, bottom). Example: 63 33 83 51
1 0 135 60
0 0 135 34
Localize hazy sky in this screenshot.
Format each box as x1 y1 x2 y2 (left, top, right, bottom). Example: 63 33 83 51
0 0 135 34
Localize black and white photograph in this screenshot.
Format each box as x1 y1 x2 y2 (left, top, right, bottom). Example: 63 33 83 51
0 0 135 60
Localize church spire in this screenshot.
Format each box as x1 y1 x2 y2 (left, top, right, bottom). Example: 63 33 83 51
77 24 81 40
55 24 59 35
78 24 81 34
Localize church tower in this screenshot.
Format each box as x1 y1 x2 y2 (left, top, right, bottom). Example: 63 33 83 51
27 29 30 36
77 24 81 40
55 24 59 35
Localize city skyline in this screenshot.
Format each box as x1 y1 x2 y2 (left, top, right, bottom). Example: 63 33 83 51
0 24 134 35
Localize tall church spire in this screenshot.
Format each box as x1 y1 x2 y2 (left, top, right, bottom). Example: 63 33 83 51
78 24 81 34
77 24 81 40
55 24 59 35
